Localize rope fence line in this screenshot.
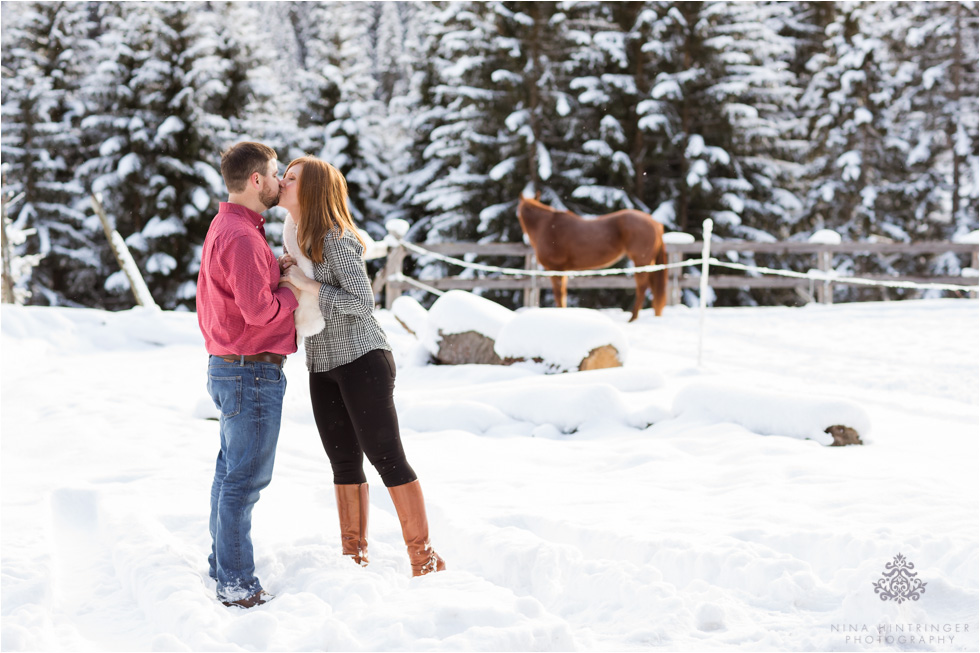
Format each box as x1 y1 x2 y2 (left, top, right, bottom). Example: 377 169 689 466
397 239 693 276
396 238 979 294
705 259 979 292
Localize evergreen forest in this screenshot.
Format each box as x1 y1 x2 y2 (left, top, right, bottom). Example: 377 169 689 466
2 0 978 311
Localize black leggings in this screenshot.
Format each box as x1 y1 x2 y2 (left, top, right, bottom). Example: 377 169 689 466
309 349 417 488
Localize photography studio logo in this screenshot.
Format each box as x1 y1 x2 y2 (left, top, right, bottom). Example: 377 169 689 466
872 553 927 603
831 555 971 646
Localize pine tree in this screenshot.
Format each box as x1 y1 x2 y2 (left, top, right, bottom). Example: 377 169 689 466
564 1 655 215
396 1 587 307
76 1 284 310
1 1 97 306
287 2 391 238
876 1 979 241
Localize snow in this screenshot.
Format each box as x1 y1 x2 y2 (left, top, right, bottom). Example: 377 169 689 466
155 115 185 144
420 289 515 354
142 216 186 239
116 152 141 178
391 295 430 337
663 231 695 245
808 229 843 245
145 252 177 276
954 230 980 245
493 307 629 371
674 381 870 446
1 298 977 651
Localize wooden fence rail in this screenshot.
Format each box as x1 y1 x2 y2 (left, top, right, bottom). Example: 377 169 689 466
377 239 979 309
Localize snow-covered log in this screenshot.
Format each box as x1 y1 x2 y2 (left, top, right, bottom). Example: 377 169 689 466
421 290 513 365
404 291 626 372
494 308 628 373
673 381 870 446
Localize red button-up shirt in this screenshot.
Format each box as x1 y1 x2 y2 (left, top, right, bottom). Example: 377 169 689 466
197 202 298 356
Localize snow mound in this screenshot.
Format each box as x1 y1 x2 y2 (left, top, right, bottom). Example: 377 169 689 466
421 290 513 355
0 305 202 354
391 295 429 336
673 381 871 445
398 367 668 436
494 308 628 370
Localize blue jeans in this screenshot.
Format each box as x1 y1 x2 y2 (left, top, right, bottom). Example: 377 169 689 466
206 356 287 602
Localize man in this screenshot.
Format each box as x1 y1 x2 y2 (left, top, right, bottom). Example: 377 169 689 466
197 142 298 609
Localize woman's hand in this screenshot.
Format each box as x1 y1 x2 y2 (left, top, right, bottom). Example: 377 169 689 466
281 263 320 294
278 254 296 273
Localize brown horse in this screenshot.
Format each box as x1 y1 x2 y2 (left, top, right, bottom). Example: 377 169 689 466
517 195 667 321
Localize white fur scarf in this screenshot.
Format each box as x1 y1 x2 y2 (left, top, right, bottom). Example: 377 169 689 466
283 213 326 341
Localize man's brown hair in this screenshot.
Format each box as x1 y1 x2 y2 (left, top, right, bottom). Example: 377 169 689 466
220 142 278 193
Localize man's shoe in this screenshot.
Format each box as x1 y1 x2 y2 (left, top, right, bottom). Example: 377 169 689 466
221 590 273 609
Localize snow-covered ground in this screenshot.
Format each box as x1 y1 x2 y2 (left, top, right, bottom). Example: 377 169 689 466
1 298 977 651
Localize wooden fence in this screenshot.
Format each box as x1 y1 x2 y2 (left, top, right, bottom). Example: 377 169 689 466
376 239 979 309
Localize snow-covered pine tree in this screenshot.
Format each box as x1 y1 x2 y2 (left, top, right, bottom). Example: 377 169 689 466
383 2 482 246
800 2 923 300
403 1 585 307
76 1 282 310
564 1 654 216
633 2 801 306
865 1 979 290
800 3 897 239
876 1 979 241
287 1 391 239
638 2 799 239
1 1 98 306
478 1 583 220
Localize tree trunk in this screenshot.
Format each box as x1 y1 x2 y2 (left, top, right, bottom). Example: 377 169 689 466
951 0 963 223
1 192 16 304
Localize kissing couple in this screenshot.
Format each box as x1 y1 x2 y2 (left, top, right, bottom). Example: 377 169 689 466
197 142 445 609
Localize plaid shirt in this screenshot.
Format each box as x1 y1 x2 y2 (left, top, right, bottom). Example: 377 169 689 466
303 227 391 372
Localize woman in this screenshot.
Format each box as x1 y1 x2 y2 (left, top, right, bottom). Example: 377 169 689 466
278 156 445 576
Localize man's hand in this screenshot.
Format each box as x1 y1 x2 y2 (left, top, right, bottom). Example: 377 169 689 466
278 279 300 300
278 254 297 273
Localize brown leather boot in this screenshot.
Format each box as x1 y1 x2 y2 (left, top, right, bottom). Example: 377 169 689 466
335 483 369 566
387 480 445 576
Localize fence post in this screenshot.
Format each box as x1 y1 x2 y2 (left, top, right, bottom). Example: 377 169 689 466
972 248 978 300
663 232 695 306
523 250 540 307
1 188 17 304
382 219 409 310
817 248 832 304
668 251 682 306
697 219 713 368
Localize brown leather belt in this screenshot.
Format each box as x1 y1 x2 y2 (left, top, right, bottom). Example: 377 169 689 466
218 352 286 366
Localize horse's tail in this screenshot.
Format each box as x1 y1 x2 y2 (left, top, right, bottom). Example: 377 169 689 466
651 231 668 317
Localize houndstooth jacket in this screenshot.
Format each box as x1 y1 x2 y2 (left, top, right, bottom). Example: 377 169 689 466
300 227 391 373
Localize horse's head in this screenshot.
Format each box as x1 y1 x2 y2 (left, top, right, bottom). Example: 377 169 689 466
517 194 553 242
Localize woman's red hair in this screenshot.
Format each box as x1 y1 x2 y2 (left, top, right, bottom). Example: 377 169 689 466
286 156 365 263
